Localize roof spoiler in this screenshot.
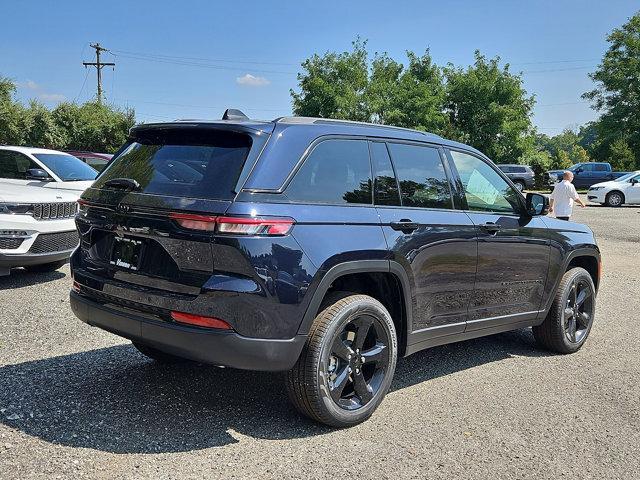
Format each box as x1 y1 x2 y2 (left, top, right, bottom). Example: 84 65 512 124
222 109 249 121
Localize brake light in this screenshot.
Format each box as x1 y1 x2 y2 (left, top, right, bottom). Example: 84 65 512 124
169 212 217 231
171 311 232 330
169 213 294 235
216 216 294 236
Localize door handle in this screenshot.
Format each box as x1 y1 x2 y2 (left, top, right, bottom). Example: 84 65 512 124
480 222 501 234
390 219 419 233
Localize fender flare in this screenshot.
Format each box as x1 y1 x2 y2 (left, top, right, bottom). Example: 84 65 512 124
296 259 413 341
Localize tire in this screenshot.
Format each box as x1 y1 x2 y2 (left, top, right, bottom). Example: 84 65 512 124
132 342 191 364
533 267 596 354
514 180 526 192
24 260 66 273
286 292 398 427
605 191 624 207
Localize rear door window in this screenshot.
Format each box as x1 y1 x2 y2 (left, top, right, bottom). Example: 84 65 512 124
285 139 372 204
94 129 255 200
387 143 452 209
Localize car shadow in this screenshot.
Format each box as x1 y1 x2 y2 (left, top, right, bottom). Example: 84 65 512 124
0 268 67 289
0 329 544 453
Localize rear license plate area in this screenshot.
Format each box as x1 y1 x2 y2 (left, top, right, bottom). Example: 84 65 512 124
110 236 144 271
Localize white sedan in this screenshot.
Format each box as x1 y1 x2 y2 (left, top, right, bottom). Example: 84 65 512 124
587 171 640 207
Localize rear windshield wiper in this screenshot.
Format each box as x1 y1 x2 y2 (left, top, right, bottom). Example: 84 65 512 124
103 178 141 191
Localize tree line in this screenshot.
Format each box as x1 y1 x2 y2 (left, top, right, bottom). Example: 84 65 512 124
0 76 135 153
292 12 640 183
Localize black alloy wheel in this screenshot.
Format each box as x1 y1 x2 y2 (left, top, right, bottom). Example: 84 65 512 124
326 314 390 410
286 292 397 427
562 278 594 344
533 267 596 353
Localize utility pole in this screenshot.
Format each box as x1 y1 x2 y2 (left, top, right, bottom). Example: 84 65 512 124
83 43 115 102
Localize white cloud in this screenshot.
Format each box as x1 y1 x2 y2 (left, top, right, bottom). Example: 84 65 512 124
236 74 270 87
18 79 40 90
38 93 66 102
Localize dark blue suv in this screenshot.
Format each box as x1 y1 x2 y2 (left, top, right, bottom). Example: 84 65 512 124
70 112 601 427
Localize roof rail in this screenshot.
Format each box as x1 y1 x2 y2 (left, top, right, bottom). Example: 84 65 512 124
274 116 441 138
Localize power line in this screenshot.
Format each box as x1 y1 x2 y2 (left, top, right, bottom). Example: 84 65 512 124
83 43 116 102
110 51 296 75
110 48 298 67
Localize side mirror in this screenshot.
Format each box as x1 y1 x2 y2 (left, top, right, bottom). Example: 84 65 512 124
526 192 549 216
25 168 53 181
575 168 583 174
631 178 639 185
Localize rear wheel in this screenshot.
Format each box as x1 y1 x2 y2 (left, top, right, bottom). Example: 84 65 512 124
24 260 66 273
533 267 595 354
286 292 397 427
132 342 191 364
605 191 624 207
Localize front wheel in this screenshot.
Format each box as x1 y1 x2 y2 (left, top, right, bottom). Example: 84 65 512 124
514 180 525 192
533 267 596 354
605 191 624 207
286 292 397 427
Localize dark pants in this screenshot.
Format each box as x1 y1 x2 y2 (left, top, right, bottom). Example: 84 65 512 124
556 216 570 221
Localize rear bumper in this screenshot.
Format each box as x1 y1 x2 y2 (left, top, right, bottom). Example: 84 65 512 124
69 291 306 371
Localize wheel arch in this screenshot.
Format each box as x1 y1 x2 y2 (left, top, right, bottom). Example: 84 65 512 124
606 189 625 205
297 260 412 356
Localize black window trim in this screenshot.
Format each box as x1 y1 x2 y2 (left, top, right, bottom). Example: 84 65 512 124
368 140 401 208
444 146 527 216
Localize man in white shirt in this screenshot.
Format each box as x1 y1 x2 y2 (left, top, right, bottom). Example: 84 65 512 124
549 171 586 220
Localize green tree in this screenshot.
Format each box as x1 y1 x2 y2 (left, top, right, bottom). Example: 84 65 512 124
607 138 636 171
569 145 590 164
525 150 552 188
444 51 536 164
552 150 573 170
0 76 28 145
52 101 135 152
291 38 369 121
366 50 447 131
24 100 66 149
583 12 640 168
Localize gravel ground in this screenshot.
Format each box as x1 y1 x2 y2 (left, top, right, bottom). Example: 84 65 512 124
1 201 639 479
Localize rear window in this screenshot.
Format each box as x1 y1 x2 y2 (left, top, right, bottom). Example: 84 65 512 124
94 129 255 200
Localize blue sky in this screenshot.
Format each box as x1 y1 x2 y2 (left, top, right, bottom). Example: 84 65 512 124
2 1 638 135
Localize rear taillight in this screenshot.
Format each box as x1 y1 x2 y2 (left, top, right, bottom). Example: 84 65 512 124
216 216 294 236
171 311 232 330
169 214 294 236
169 212 217 231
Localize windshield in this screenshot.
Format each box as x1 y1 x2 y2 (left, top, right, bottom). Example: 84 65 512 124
93 128 256 200
34 153 98 181
615 171 640 182
568 163 583 172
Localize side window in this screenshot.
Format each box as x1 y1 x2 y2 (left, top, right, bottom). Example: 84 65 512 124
369 142 400 206
449 150 522 214
0 151 37 179
580 164 593 172
285 139 372 205
513 166 526 173
387 143 452 209
593 164 608 172
499 166 512 173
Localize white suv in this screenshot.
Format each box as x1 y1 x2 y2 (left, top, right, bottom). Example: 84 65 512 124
0 182 79 275
0 146 98 193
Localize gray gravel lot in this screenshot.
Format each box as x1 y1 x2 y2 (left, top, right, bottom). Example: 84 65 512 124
1 201 639 479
